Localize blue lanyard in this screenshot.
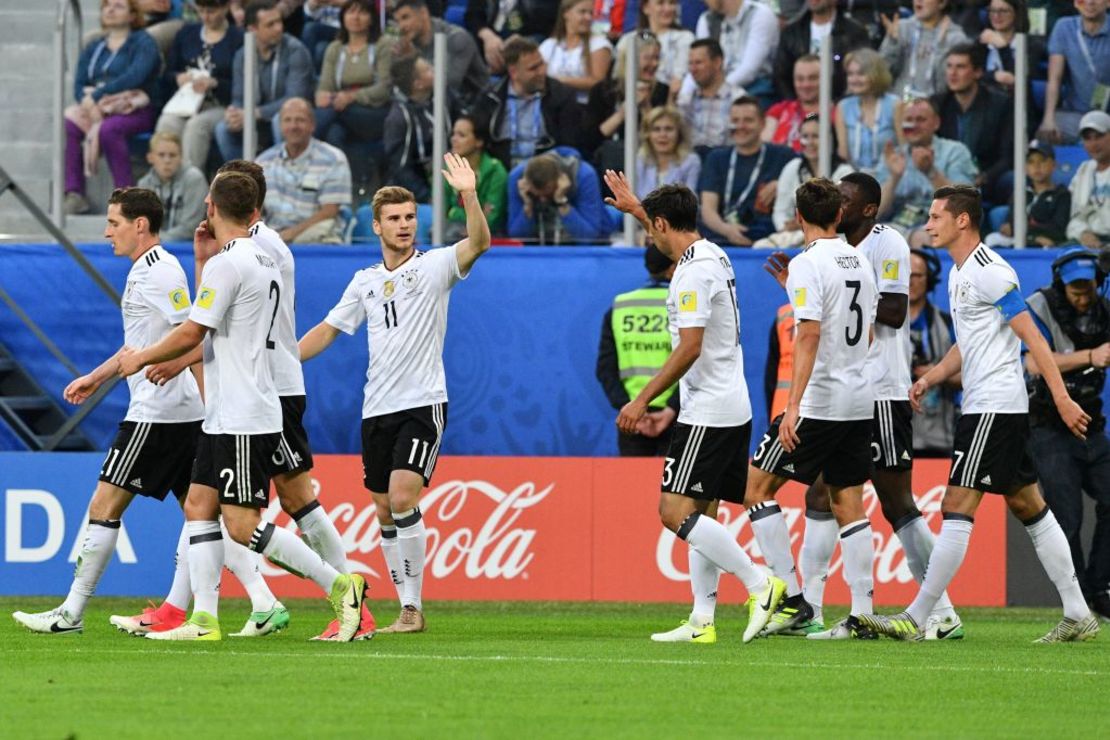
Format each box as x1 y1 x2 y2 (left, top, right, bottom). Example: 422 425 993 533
88 39 121 83
724 145 765 215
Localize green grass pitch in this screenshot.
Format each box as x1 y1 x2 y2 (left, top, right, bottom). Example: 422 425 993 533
3 598 1108 739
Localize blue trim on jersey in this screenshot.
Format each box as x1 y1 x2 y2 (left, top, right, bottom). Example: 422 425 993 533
994 288 1028 322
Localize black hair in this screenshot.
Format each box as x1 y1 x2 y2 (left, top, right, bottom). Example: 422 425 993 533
934 184 982 230
689 38 724 60
337 0 381 44
244 0 278 28
641 184 698 233
108 187 164 234
840 171 882 208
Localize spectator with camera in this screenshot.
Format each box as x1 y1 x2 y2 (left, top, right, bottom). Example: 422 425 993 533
507 148 608 243
908 248 958 457
1025 248 1110 622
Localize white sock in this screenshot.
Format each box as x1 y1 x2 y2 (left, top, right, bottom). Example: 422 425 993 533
688 546 720 624
1025 508 1091 621
748 502 801 596
60 519 120 619
188 520 224 617
250 522 340 594
839 519 875 616
380 525 405 604
800 509 837 621
894 513 957 619
907 515 972 626
221 521 276 613
164 523 192 611
293 500 349 574
679 512 768 594
394 508 426 611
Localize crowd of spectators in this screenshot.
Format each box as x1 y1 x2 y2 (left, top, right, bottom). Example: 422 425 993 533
65 0 1110 249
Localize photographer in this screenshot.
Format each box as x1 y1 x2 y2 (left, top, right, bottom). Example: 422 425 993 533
1025 248 1110 621
908 248 959 456
506 147 608 243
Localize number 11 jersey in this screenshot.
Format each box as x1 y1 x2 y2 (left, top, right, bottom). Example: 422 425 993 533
785 237 878 421
325 245 467 419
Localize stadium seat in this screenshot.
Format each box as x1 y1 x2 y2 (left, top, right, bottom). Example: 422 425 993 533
1032 80 1046 112
1053 146 1087 187
350 203 435 244
989 205 1010 233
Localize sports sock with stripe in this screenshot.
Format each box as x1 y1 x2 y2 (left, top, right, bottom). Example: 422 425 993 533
677 512 768 594
60 519 120 619
164 522 192 611
688 546 721 624
894 512 957 619
748 502 802 597
249 522 340 593
839 519 875 616
221 520 277 613
292 499 349 574
188 520 223 617
380 524 406 604
800 509 837 622
907 514 972 626
1024 507 1091 621
394 508 426 611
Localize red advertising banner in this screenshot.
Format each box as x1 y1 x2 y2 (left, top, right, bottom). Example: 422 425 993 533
229 456 1007 606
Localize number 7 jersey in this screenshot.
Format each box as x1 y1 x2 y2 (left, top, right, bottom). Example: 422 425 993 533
325 245 467 419
785 237 878 421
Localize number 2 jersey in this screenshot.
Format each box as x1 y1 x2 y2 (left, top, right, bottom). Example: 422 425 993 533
190 237 283 435
325 245 467 419
669 239 752 427
247 220 305 397
857 224 912 402
786 237 878 421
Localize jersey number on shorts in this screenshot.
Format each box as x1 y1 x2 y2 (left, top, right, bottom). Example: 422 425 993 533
408 437 430 467
384 300 399 329
753 432 772 462
661 457 676 487
265 280 280 350
845 280 863 347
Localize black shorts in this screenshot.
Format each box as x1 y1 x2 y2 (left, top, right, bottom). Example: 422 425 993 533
361 403 447 492
271 395 314 475
660 422 752 504
872 400 914 472
191 431 283 508
99 420 201 501
752 415 872 487
949 412 1037 494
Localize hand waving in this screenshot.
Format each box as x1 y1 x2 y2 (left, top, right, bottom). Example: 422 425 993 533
442 152 477 194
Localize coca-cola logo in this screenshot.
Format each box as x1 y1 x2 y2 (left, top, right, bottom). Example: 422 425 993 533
258 477 552 580
655 483 948 584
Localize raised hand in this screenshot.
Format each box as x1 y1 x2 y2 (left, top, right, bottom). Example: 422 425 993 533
880 13 900 41
194 219 220 260
442 152 477 194
763 251 791 289
603 169 640 215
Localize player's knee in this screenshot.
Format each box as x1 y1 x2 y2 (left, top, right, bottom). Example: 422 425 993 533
222 516 256 546
88 483 129 521
804 483 831 512
1005 485 1046 521
657 497 688 532
878 496 918 525
743 477 775 508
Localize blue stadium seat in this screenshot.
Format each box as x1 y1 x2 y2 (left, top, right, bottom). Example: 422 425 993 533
444 0 466 26
1053 146 1087 187
1032 80 1046 112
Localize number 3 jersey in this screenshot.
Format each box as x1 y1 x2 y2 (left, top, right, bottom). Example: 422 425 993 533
325 245 466 419
668 239 752 427
786 237 878 421
189 237 283 435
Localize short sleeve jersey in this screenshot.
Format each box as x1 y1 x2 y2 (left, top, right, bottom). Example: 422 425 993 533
325 245 466 419
668 239 753 427
248 220 305 396
947 244 1028 414
786 237 878 420
189 237 283 435
121 246 204 423
857 224 912 401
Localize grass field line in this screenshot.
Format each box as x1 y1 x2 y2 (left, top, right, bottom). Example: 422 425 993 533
48 646 1108 677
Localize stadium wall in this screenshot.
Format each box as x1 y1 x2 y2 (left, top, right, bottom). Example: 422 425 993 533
1 453 1013 605
0 244 1085 457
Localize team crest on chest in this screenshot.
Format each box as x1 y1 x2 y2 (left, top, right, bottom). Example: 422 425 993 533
402 271 419 291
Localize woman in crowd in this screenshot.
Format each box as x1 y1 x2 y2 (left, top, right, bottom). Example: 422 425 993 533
978 0 1047 94
156 0 243 172
540 0 613 106
64 0 161 214
635 106 700 200
441 114 508 238
315 0 394 186
615 0 693 96
879 0 970 98
835 48 903 175
763 54 827 153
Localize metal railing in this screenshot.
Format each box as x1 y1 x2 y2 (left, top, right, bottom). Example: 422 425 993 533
52 0 83 228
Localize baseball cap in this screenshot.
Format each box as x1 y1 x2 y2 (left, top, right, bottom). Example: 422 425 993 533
1057 247 1098 285
644 244 674 275
1027 139 1055 158
1079 110 1110 135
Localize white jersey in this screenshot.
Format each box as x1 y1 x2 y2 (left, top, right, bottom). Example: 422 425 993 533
248 220 306 396
857 224 912 401
668 239 753 427
325 244 466 419
189 237 283 435
121 246 204 423
947 243 1028 414
786 237 877 421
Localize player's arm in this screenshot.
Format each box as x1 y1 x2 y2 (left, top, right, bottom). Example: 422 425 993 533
146 344 204 386
616 327 703 434
875 292 908 328
299 321 343 362
118 320 209 377
779 319 819 450
444 153 491 275
602 169 651 232
1011 311 1090 438
63 346 127 404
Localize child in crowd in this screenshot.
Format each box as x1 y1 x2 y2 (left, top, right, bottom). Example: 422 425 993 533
985 140 1071 248
136 132 209 241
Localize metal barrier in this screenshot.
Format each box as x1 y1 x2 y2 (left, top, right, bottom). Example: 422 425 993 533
51 0 82 228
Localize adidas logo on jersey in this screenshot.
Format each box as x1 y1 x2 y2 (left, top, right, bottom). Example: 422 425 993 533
129 478 143 488
980 475 992 486
690 482 703 493
902 450 911 461
783 463 796 473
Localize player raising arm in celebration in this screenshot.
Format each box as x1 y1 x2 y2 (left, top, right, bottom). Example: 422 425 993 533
298 154 491 634
859 185 1100 643
119 172 366 641
605 170 784 644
